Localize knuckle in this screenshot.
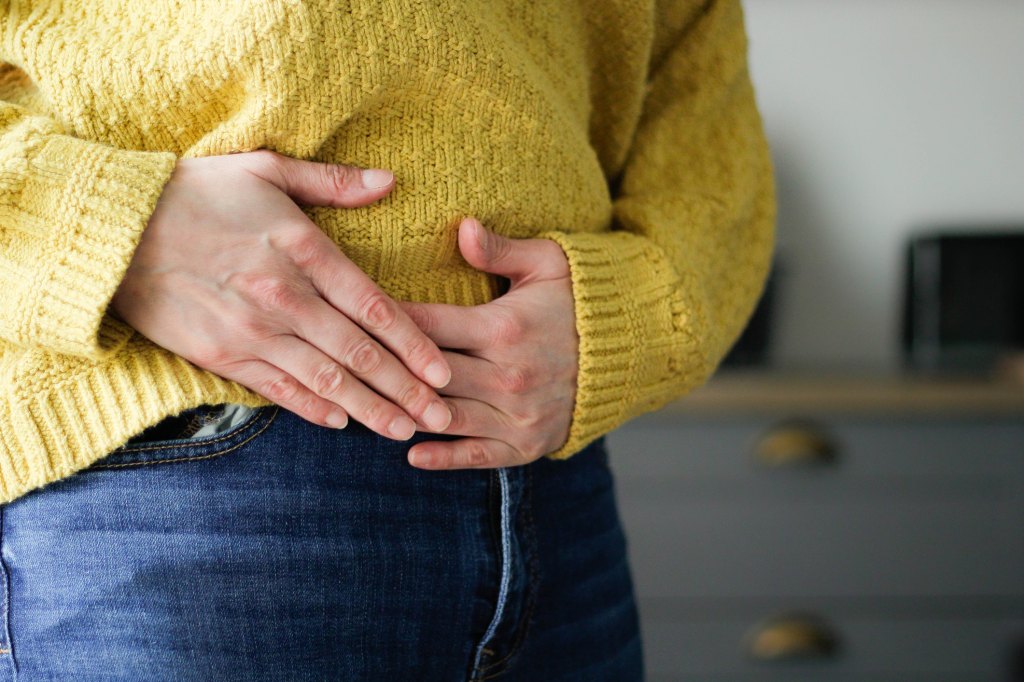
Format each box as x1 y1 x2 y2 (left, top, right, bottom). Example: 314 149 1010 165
247 148 283 172
322 163 359 195
498 364 532 395
276 229 326 271
295 393 321 418
346 339 383 375
311 363 345 397
262 375 301 404
357 291 397 331
239 273 301 314
509 408 537 431
191 340 230 368
242 149 290 186
464 442 490 467
398 381 432 413
403 333 435 366
493 310 524 345
359 398 385 429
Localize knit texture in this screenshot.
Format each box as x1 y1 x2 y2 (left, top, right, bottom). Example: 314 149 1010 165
0 0 775 504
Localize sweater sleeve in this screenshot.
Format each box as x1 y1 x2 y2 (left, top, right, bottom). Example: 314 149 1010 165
538 0 776 460
0 88 179 360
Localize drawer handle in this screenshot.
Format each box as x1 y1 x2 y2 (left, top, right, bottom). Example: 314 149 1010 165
753 420 837 467
745 613 841 661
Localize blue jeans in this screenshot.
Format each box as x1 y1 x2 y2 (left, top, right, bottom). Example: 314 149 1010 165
0 404 643 680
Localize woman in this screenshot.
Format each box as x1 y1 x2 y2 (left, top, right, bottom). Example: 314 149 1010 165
0 0 774 679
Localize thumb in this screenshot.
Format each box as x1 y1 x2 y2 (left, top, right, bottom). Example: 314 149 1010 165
457 217 567 282
243 149 394 207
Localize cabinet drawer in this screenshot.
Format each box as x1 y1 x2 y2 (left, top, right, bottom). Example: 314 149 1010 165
616 471 1019 598
607 416 1024 480
606 417 1024 599
641 607 1024 681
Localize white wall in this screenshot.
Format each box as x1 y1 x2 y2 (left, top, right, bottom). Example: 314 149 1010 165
742 0 1024 372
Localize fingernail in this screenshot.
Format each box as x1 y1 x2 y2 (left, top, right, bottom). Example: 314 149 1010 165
424 361 451 388
408 448 432 467
389 415 416 440
423 401 452 431
326 410 348 429
474 220 488 250
360 168 393 189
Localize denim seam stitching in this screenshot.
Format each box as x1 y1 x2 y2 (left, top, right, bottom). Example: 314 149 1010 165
469 467 513 679
476 464 539 675
0 506 16 672
89 407 279 468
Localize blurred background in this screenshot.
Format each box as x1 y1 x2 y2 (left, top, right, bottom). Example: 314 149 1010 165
607 1 1024 679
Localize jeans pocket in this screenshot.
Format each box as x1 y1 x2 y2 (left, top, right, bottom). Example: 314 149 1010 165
83 404 280 472
119 404 221 447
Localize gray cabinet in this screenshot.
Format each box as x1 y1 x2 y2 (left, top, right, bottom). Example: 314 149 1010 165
606 372 1024 681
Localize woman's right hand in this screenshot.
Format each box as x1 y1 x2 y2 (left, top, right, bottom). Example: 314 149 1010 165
110 149 453 440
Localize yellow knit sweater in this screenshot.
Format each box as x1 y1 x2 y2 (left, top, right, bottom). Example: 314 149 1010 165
0 0 774 504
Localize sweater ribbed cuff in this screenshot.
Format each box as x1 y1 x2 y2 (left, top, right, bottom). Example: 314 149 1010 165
536 229 714 460
20 135 178 359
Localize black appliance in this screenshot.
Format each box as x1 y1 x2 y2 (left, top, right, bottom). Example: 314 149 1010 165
901 229 1024 374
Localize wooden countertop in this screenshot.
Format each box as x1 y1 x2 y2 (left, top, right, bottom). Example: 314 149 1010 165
658 368 1024 416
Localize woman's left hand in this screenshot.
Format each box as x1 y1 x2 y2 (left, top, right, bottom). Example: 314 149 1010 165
397 217 578 469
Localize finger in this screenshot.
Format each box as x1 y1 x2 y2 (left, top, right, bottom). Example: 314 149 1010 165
421 396 515 440
434 351 511 401
260 334 419 441
407 437 524 469
396 300 497 351
303 255 452 389
217 357 350 429
456 217 569 281
293 297 453 431
243 149 395 208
